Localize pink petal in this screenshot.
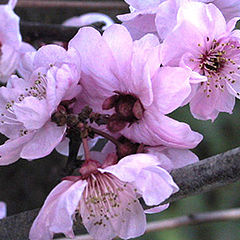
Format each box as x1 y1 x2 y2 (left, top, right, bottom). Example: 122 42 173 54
100 153 160 182
121 112 203 149
0 44 20 82
102 24 133 81
190 84 235 121
155 0 179 40
177 2 227 39
0 132 35 165
69 27 116 84
0 201 6 219
147 146 199 172
151 66 192 114
213 0 240 21
0 4 21 47
124 0 163 10
129 34 160 106
17 43 36 79
135 166 179 205
29 180 87 240
20 122 66 159
119 12 158 40
33 44 68 69
161 20 204 66
13 96 50 130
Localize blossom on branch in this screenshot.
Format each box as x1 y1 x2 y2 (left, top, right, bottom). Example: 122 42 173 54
0 44 81 165
29 153 178 240
118 0 240 41
0 0 21 82
69 24 203 149
161 2 240 120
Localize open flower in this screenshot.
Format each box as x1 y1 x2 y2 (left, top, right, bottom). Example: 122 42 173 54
161 2 240 120
0 44 81 165
118 0 240 41
69 24 203 149
0 0 21 82
29 153 178 240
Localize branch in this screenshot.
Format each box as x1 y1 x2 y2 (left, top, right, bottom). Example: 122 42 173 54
56 208 240 240
61 128 82 177
1 147 240 239
16 0 128 9
20 21 104 42
166 146 240 203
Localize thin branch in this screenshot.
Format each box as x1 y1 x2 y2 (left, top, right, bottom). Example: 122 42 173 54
1 146 240 239
62 128 82 177
82 138 90 161
56 208 240 240
20 21 104 42
90 126 121 147
17 0 128 9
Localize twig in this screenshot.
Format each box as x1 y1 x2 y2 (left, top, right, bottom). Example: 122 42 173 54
56 208 240 240
1 146 240 239
62 128 82 177
82 138 90 161
20 21 104 42
90 126 120 147
17 0 128 9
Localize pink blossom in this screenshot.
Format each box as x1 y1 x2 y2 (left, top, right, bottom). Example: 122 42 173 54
0 44 81 165
0 201 6 219
104 138 199 172
63 12 114 31
69 24 203 149
0 0 22 82
161 2 240 120
29 153 178 240
118 0 240 41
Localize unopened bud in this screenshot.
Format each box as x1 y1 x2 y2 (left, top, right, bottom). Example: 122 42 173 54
132 99 144 120
102 95 119 110
66 114 79 127
51 111 67 126
107 114 126 132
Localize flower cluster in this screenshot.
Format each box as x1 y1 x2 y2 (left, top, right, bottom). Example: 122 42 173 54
0 0 240 240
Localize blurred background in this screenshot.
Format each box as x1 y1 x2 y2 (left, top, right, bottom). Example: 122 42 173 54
0 0 240 239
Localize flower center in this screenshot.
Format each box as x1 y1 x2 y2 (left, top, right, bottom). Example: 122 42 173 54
192 37 240 97
80 173 138 227
0 71 48 135
102 92 144 132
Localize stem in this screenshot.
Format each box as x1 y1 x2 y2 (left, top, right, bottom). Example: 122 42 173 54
90 127 120 147
82 138 90 161
62 128 82 177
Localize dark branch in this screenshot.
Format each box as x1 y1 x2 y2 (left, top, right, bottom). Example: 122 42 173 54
1 147 240 239
20 21 104 42
16 0 128 9
166 146 240 203
61 128 82 177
